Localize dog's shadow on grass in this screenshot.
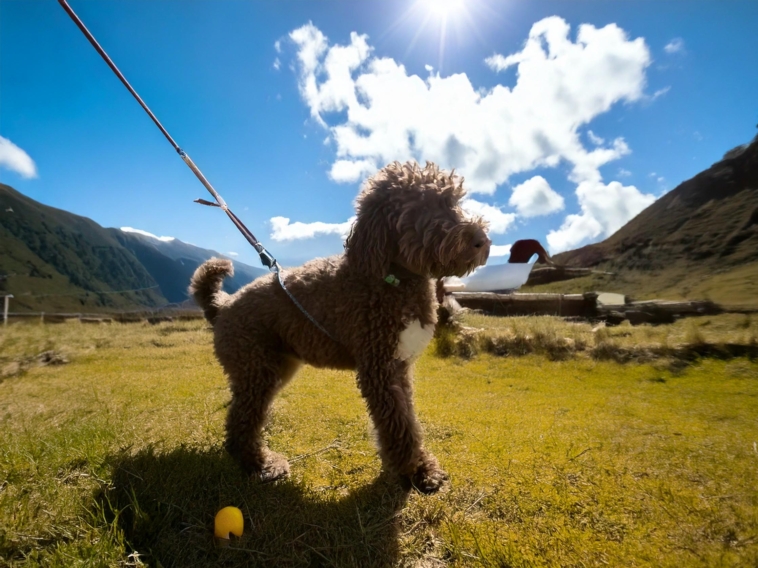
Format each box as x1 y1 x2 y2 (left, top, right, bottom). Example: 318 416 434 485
99 446 410 567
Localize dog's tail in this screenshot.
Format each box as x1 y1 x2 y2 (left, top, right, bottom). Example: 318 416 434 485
189 258 234 323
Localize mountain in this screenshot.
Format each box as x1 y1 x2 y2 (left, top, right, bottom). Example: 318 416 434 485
0 184 267 312
528 136 758 306
0 184 166 312
108 229 267 303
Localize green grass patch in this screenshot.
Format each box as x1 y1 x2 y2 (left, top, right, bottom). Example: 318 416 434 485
1 319 757 566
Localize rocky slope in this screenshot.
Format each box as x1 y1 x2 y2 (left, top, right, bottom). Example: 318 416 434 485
530 137 758 305
556 137 758 271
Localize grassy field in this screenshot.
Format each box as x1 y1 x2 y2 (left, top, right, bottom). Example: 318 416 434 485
1 318 757 567
438 312 758 364
521 261 758 309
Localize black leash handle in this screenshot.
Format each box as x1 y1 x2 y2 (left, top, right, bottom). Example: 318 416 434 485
57 0 276 269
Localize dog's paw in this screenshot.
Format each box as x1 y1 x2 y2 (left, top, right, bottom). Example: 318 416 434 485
410 456 449 494
255 451 290 483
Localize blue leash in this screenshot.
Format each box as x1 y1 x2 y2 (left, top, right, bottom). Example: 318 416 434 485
275 268 337 342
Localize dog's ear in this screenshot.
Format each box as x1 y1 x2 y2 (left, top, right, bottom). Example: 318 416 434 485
345 205 393 279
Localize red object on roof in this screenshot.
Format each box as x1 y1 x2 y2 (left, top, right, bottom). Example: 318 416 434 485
508 239 554 265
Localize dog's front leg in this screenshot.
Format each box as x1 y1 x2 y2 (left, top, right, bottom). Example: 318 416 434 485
357 359 448 493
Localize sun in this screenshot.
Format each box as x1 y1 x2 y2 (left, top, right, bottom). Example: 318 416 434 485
389 0 483 72
424 0 465 18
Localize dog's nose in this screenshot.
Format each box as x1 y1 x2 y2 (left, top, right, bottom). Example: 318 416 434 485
472 230 491 251
472 232 491 264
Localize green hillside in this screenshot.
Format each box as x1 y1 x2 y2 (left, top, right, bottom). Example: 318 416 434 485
109 229 266 304
525 137 758 307
1 184 267 313
0 184 166 313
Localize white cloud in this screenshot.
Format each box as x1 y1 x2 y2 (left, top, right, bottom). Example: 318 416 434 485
489 244 512 257
650 86 671 100
329 159 377 183
508 176 564 217
273 58 281 71
290 17 650 196
290 23 371 128
283 17 655 252
587 130 605 146
289 24 329 123
567 137 631 184
640 86 671 104
461 198 516 234
269 216 356 242
546 179 654 253
274 40 282 53
120 227 175 242
618 168 632 177
268 198 517 245
546 213 603 254
226 252 239 257
0 136 37 179
664 38 685 54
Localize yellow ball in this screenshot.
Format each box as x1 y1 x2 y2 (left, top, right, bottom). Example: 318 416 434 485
214 506 244 539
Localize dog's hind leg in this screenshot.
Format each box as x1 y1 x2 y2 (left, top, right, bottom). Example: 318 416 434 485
357 360 448 494
222 350 301 482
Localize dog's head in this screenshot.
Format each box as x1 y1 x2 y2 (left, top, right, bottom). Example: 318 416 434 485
345 161 490 279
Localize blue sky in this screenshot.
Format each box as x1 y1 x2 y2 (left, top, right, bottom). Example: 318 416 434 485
2 0 757 268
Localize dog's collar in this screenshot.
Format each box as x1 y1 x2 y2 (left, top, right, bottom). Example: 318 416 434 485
384 263 420 286
384 274 401 287
385 263 429 286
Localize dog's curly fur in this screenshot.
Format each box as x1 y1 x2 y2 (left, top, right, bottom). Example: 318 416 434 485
190 161 490 492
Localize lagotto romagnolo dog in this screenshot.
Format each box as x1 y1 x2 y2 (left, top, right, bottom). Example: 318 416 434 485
190 161 490 493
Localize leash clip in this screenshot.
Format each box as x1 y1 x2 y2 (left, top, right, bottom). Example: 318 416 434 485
258 248 278 271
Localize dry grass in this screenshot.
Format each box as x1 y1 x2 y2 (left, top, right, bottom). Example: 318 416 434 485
1 318 757 567
522 261 758 309
434 313 758 366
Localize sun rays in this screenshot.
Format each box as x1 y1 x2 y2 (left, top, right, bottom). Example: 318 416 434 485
378 0 493 72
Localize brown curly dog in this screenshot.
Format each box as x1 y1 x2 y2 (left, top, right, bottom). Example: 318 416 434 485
190 161 490 493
